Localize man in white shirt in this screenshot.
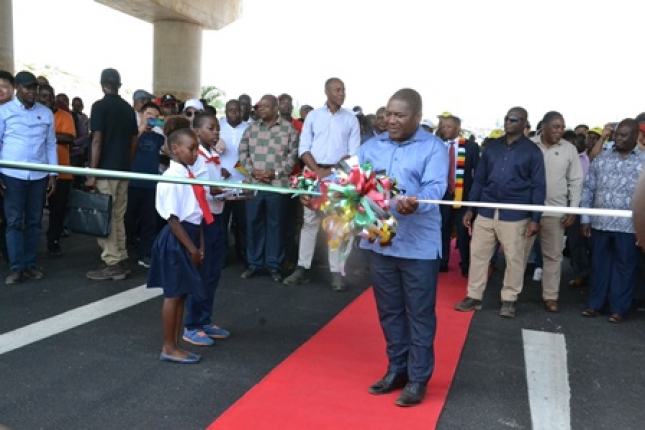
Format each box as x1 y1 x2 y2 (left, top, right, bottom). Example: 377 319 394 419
283 77 361 291
219 99 250 268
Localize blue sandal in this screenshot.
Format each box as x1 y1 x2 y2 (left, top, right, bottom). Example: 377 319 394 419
159 352 202 364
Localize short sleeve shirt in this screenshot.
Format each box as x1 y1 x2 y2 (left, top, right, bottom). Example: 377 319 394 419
90 94 138 171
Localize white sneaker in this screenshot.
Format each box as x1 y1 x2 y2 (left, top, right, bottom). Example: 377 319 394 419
533 268 543 281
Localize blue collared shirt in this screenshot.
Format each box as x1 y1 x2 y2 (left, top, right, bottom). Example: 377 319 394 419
581 148 645 233
299 104 360 164
359 127 448 260
468 135 546 222
0 98 58 180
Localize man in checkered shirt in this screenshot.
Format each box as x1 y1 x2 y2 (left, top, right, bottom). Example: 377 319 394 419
238 95 299 282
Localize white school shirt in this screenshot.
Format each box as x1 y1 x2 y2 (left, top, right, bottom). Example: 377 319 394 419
219 117 249 182
194 144 224 215
155 160 203 225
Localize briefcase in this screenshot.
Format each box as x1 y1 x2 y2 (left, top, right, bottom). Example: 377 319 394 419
66 189 112 237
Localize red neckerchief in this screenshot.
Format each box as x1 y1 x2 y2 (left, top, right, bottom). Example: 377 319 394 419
199 147 220 165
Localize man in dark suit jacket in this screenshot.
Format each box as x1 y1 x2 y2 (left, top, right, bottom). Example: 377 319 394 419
439 115 480 277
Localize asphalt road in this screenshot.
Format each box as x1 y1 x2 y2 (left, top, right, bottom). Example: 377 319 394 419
1 228 645 430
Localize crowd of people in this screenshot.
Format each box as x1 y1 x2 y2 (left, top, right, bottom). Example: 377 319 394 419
1 66 643 407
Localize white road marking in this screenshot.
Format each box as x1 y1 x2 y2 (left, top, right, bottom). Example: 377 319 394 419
522 329 571 430
0 285 161 356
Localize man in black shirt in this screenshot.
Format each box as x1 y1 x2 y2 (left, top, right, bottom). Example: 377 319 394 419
85 68 138 281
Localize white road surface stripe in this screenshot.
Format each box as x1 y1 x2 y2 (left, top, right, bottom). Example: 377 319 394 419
0 284 161 356
522 329 571 430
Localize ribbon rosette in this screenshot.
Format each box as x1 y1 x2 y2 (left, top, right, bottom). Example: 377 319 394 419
290 161 399 274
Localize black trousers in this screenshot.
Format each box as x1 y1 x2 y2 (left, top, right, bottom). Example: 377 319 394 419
125 187 158 260
221 200 247 267
369 251 439 384
46 179 71 243
440 196 470 271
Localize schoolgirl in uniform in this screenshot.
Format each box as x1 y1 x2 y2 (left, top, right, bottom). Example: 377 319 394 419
147 124 211 364
183 112 229 345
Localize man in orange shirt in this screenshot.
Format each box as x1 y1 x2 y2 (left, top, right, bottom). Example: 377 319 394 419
38 85 76 256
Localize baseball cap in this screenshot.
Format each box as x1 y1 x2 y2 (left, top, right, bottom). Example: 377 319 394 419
100 68 121 86
420 119 435 128
352 106 364 116
588 127 603 136
133 89 155 101
14 71 38 87
300 104 313 112
437 111 453 119
183 98 204 111
160 94 177 105
488 129 504 139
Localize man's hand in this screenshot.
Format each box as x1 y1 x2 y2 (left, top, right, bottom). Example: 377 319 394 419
221 168 231 179
581 223 591 238
299 194 312 209
46 176 57 198
561 214 576 228
314 168 333 179
525 221 540 237
85 176 96 190
261 170 276 183
209 186 225 196
463 210 474 228
396 196 419 216
251 170 265 181
602 123 614 140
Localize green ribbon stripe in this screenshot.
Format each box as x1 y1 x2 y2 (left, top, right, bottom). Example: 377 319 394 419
0 161 323 197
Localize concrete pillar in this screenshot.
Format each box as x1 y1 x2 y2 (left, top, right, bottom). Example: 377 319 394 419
153 20 202 102
0 0 14 73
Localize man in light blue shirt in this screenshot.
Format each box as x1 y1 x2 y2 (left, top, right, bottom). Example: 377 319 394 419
360 89 447 407
0 71 58 284
283 77 361 291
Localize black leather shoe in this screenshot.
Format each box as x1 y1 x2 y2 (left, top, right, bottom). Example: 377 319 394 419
395 382 427 407
368 372 408 395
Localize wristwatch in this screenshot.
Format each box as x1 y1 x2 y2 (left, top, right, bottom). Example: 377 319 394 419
274 169 282 179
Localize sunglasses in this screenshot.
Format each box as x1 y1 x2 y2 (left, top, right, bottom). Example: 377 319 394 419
504 115 525 123
185 110 200 117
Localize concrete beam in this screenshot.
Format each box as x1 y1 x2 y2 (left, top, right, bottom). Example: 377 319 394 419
0 0 14 73
95 0 242 30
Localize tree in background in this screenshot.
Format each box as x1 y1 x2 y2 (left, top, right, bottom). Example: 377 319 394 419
201 85 226 115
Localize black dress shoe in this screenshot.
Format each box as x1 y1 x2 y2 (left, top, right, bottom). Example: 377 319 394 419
368 372 408 395
395 382 427 407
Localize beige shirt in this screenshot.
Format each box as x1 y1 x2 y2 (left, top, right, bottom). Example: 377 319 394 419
531 136 584 218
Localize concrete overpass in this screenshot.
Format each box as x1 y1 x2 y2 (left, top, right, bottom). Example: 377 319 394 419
0 0 242 100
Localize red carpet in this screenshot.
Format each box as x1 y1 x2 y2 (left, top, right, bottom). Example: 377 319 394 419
209 252 473 430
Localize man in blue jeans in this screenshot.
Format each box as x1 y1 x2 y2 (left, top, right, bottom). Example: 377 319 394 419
0 71 58 284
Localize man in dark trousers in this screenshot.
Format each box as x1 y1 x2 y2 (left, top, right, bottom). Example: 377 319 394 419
439 114 479 277
360 88 447 407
